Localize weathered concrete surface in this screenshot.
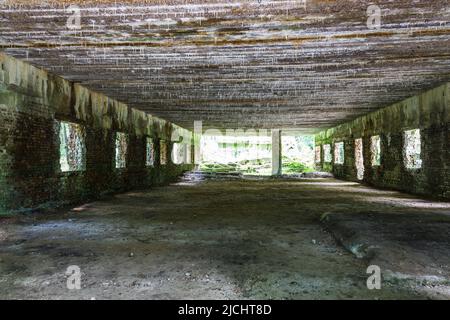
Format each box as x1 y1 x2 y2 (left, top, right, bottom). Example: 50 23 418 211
0 53 194 213
1 177 449 299
322 211 450 298
316 83 450 199
0 53 192 141
1 1 450 130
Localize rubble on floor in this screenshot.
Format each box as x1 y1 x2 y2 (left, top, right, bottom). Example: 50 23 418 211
321 211 450 299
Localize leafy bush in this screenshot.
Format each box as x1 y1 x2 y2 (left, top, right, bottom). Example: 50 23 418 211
282 161 314 173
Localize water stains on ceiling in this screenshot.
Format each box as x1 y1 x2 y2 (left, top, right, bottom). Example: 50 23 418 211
1 0 449 131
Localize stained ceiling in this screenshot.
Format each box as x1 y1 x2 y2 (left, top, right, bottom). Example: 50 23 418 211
1 0 450 131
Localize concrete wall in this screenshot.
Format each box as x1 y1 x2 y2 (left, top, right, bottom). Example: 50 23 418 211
315 83 450 200
0 54 194 213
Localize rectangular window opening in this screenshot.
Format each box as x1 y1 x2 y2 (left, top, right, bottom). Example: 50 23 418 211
315 146 321 164
59 121 86 172
334 142 344 164
404 129 422 169
146 138 154 167
160 140 168 165
115 132 128 169
370 135 381 166
323 144 332 163
172 142 185 165
355 138 364 180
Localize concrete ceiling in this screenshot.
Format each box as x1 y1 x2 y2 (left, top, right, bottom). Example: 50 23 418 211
1 0 450 131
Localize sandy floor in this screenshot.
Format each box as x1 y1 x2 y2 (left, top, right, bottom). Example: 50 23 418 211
0 177 449 300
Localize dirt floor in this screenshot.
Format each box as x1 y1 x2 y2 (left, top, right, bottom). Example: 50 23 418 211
0 176 449 300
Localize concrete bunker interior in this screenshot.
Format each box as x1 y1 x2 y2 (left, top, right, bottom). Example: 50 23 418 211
0 0 449 300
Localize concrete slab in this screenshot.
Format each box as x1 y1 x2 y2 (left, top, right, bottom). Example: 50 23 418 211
1 177 449 299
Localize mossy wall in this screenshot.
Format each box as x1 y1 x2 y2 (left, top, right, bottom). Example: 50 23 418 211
315 83 450 200
0 54 194 213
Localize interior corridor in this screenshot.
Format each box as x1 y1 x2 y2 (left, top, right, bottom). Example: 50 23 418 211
1 0 449 302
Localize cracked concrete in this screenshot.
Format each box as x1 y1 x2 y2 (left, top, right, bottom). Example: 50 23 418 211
1 176 449 300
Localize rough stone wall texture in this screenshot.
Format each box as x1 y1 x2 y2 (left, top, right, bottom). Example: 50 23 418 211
0 54 194 213
315 83 450 200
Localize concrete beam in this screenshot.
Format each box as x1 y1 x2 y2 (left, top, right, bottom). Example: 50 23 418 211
272 129 282 176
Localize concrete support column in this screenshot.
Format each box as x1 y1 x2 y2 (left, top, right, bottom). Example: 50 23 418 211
272 129 282 176
193 121 202 169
